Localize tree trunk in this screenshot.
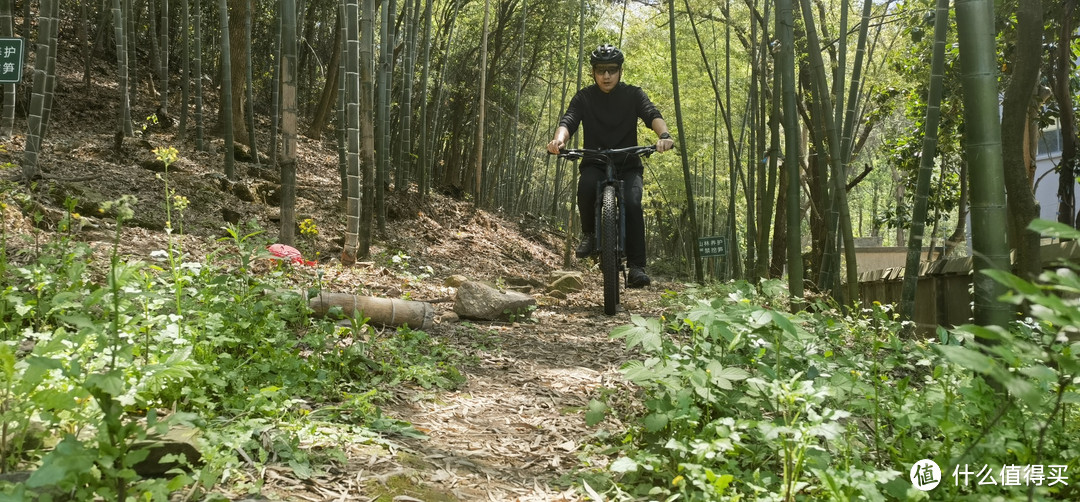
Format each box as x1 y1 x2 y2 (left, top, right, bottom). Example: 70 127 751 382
81 0 91 90
1052 0 1077 227
1000 0 1043 279
944 160 969 257
799 0 855 301
359 0 377 258
376 0 392 232
217 0 236 178
473 0 490 204
178 0 190 140
159 0 168 114
270 12 281 165
226 0 250 147
549 22 571 218
668 0 703 282
725 0 740 279
955 0 1011 328
416 0 434 201
901 0 948 322
22 0 59 180
125 0 135 111
336 10 348 206
244 4 259 165
0 0 14 138
397 0 417 191
771 155 788 278
193 0 205 150
306 11 341 140
38 0 59 140
342 0 360 265
279 0 298 245
759 24 781 280
778 0 804 302
745 2 759 278
112 0 133 138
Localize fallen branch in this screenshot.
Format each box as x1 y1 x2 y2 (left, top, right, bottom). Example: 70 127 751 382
308 292 435 330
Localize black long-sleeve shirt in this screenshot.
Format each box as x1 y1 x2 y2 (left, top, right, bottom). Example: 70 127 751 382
558 82 664 169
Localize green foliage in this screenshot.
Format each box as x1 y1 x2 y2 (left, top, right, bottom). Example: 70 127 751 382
0 179 465 497
583 274 1080 500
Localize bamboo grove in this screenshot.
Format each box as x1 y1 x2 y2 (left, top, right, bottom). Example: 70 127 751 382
7 0 1080 319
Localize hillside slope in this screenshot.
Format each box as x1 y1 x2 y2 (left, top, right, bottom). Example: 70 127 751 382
0 40 674 501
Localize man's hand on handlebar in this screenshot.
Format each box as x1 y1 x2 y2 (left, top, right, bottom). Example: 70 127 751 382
547 138 565 155
656 137 675 153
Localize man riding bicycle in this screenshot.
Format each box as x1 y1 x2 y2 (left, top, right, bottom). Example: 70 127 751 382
546 44 675 288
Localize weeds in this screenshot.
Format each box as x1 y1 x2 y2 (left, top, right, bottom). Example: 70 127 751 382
589 267 1080 500
0 151 466 499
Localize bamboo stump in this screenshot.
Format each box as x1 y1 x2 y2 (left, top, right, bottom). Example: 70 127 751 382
308 292 435 330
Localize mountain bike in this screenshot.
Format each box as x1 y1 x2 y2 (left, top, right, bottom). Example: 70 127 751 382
556 145 656 315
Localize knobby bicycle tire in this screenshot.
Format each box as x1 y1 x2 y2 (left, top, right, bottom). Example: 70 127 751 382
599 185 620 315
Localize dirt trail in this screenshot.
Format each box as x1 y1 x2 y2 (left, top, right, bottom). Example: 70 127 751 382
384 294 647 501
254 280 667 502
380 282 667 501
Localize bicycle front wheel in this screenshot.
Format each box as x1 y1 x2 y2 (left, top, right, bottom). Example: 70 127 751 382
599 185 620 315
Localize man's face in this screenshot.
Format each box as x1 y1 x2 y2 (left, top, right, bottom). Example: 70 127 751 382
592 64 621 93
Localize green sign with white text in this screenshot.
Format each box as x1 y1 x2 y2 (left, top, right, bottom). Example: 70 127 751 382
0 38 23 84
698 236 728 257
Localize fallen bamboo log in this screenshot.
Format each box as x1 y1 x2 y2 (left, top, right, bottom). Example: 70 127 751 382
308 292 435 330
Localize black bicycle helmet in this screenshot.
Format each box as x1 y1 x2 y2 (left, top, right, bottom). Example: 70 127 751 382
590 44 624 66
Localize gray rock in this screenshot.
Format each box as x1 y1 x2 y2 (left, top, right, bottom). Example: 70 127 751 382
547 290 567 300
453 281 536 321
546 271 585 294
444 274 469 287
132 425 202 476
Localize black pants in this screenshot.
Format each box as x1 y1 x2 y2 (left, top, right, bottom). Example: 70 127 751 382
578 165 646 268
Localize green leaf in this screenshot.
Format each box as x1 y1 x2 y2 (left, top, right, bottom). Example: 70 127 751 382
714 366 750 382
714 473 734 491
610 456 639 473
1003 376 1042 408
643 412 669 432
621 360 656 385
1062 391 1080 404
982 269 1041 296
14 302 32 316
936 345 995 375
55 314 95 330
1029 219 1080 240
612 318 663 354
704 361 749 390
585 399 608 426
289 459 313 480
749 310 772 328
27 436 96 488
582 480 604 501
689 367 710 397
769 311 799 335
1018 365 1057 383
0 344 14 381
85 370 126 397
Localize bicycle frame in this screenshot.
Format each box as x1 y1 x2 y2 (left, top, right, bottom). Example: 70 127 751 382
556 145 656 314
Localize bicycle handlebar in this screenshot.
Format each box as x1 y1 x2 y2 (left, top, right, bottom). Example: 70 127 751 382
553 145 657 161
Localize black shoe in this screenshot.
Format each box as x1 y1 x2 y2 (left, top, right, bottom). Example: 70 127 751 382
627 266 651 288
575 234 596 258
